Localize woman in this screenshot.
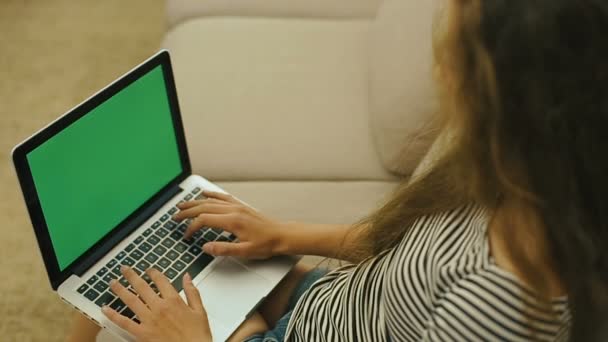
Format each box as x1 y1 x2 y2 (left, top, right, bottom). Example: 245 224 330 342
69 0 608 340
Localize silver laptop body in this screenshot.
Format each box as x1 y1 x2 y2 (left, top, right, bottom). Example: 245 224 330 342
12 50 296 342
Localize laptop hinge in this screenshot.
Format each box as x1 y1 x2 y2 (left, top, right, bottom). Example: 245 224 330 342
72 184 184 276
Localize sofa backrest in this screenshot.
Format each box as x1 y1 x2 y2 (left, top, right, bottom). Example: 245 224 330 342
369 0 443 176
167 0 384 29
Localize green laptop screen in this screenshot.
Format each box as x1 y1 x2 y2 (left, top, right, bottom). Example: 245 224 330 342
27 65 182 271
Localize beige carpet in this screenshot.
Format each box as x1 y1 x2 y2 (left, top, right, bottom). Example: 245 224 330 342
0 1 165 340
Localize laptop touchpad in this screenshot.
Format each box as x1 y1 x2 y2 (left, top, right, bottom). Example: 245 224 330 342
196 258 271 323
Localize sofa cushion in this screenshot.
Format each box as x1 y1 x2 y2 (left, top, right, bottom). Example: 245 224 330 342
216 181 397 224
166 0 383 29
369 0 443 176
163 18 396 181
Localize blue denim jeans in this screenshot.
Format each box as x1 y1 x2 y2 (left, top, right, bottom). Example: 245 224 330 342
243 268 328 342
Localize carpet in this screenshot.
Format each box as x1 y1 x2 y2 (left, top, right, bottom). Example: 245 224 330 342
0 1 165 340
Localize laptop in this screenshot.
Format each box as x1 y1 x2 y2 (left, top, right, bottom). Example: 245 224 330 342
12 50 297 341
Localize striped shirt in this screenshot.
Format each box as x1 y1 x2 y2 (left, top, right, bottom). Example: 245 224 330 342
285 205 571 341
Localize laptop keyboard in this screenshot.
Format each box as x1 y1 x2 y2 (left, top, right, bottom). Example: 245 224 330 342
75 187 235 322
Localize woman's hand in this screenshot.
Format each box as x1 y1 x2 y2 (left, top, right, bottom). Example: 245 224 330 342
102 266 212 342
172 190 286 259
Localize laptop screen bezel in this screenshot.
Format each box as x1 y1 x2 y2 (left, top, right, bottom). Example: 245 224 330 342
11 50 191 290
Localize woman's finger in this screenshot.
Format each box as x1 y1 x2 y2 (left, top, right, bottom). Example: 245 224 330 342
203 241 252 258
146 268 179 299
178 198 231 210
202 190 239 204
102 306 142 335
173 204 235 222
182 273 204 312
121 266 159 306
176 200 205 210
185 213 238 239
109 280 151 321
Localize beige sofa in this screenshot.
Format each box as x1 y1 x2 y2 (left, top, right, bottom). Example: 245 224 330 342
161 0 440 226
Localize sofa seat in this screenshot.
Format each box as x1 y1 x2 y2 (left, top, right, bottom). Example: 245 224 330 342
216 181 397 224
163 18 396 182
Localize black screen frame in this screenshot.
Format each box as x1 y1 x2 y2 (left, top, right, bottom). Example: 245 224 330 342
12 50 191 290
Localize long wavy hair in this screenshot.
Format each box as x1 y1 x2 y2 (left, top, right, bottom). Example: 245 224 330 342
350 0 608 340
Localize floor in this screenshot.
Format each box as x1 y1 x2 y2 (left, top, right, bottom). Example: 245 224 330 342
0 1 165 340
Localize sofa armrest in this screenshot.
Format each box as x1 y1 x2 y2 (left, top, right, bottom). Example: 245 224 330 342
167 0 383 29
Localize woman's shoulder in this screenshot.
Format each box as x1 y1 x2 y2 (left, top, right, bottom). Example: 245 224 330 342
383 204 571 341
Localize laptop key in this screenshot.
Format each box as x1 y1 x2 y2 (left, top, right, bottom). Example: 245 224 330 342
87 275 99 285
116 251 126 260
210 227 223 235
94 282 108 293
174 242 187 254
136 260 151 273
106 259 118 269
125 243 135 253
192 187 201 194
138 242 152 253
166 250 179 261
84 288 100 301
168 207 178 215
195 194 205 200
164 268 178 280
184 194 193 201
158 258 171 269
172 260 186 272
152 264 164 273
109 298 126 312
152 221 161 229
170 231 182 241
153 245 167 256
203 231 218 241
180 253 194 264
95 292 116 307
192 230 203 240
160 214 170 222
177 224 188 234
188 245 202 255
164 221 177 230
147 235 160 245
119 277 129 287
121 307 135 319
121 257 136 267
161 238 175 249
103 273 118 283
134 236 144 245
216 235 230 242
112 265 122 276
144 253 159 264
96 267 108 277
156 228 169 238
163 221 177 230
77 284 89 294
130 250 144 260
142 228 152 237
171 254 214 292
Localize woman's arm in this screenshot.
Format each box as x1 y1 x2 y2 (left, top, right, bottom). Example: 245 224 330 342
277 222 361 261
173 191 364 262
